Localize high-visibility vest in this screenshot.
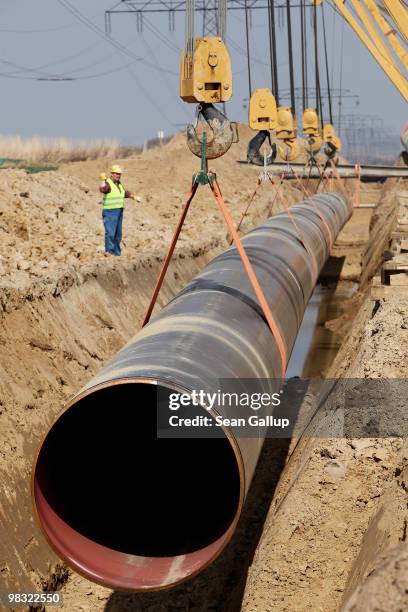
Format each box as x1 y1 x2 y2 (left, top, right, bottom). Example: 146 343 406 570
102 178 125 209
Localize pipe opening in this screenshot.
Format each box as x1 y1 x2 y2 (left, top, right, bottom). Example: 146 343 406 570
34 383 241 561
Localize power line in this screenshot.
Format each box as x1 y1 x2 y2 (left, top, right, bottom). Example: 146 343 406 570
1 40 106 77
139 27 190 118
123 61 183 128
107 0 317 20
56 0 179 75
55 0 143 62
0 17 99 35
143 15 182 53
0 39 155 81
52 0 182 126
0 57 149 81
55 0 153 68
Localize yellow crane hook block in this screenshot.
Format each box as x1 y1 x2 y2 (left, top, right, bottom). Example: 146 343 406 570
276 107 299 160
302 108 320 137
249 88 277 131
303 108 322 154
180 37 232 103
276 107 297 140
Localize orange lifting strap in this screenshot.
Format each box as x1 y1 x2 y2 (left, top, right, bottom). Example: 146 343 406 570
329 160 354 215
233 165 330 286
142 176 288 378
266 174 319 284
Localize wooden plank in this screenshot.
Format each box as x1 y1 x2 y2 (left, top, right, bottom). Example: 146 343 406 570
390 273 408 286
370 285 408 299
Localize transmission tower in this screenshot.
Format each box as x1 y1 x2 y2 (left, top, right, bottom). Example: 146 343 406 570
105 0 281 34
202 0 218 35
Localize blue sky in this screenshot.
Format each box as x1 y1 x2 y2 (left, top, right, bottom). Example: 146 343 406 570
0 0 405 145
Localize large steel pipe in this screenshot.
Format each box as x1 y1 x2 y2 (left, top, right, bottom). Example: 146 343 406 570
33 192 351 591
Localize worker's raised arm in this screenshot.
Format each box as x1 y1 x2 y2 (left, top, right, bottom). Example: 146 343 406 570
99 172 110 194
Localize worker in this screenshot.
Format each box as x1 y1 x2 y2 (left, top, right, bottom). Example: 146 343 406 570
99 165 140 256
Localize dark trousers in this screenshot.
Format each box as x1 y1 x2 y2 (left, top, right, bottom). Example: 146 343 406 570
103 208 123 256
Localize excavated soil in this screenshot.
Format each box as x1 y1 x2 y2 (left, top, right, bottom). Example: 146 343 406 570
0 124 301 289
0 128 407 611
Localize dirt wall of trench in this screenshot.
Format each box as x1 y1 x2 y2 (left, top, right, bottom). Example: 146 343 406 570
241 180 408 612
0 244 224 596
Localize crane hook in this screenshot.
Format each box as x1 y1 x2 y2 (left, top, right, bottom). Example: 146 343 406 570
247 130 277 166
187 103 238 159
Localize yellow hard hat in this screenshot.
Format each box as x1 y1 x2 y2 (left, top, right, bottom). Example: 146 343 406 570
111 165 123 174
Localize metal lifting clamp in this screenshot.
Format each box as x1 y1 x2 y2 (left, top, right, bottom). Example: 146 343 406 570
247 88 278 166
192 130 215 185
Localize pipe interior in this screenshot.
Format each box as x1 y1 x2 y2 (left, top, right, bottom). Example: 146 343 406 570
35 383 241 557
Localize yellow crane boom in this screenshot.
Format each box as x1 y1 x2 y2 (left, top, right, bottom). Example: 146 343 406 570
326 0 408 101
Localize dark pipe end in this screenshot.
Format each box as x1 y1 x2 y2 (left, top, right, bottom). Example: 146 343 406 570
33 382 243 590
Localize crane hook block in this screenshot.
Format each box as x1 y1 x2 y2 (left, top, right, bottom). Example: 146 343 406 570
249 88 277 131
323 123 336 141
180 37 232 104
302 108 321 137
276 107 297 140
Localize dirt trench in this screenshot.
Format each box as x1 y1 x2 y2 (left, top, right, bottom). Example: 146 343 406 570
0 128 301 607
242 180 408 612
0 152 406 612
0 147 299 610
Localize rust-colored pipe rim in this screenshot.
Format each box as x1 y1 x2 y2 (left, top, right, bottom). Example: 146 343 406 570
32 377 246 592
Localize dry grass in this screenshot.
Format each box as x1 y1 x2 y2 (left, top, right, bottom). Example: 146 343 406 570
0 135 139 164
